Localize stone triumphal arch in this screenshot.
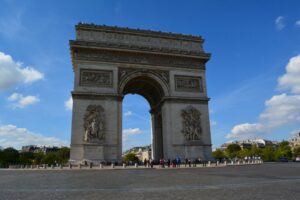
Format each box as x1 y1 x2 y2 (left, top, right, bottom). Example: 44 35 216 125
69 23 212 164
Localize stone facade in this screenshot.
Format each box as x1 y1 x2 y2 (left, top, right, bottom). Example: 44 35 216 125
69 23 212 164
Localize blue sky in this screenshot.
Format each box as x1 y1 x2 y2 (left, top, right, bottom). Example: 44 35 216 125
0 0 300 151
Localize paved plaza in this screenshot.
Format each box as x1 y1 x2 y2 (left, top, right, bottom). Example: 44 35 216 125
0 163 299 200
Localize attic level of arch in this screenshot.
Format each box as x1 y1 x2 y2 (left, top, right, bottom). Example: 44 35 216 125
69 23 210 70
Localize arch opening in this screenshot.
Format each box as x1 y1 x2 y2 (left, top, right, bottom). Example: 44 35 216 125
121 75 166 161
122 75 165 109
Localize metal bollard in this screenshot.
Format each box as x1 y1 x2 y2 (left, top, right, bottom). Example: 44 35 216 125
123 163 126 168
135 163 138 168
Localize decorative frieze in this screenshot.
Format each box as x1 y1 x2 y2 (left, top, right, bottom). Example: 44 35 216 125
175 75 203 92
80 69 113 87
181 106 202 141
118 68 169 85
83 105 105 142
76 28 203 54
73 49 205 69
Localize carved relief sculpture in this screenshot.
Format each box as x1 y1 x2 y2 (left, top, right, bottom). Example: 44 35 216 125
175 75 203 92
181 106 202 140
83 105 105 142
80 69 113 87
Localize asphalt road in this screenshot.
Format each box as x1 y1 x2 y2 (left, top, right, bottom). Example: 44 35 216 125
0 163 299 200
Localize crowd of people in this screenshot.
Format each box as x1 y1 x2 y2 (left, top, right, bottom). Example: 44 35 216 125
142 157 208 168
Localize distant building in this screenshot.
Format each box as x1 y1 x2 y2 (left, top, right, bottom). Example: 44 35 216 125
290 132 300 149
123 145 152 161
21 145 60 154
21 145 39 153
220 139 277 151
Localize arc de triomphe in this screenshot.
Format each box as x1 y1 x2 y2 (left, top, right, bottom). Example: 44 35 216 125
69 23 212 164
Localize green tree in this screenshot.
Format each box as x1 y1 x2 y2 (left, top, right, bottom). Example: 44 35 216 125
212 149 225 161
293 146 300 157
0 147 19 168
275 141 292 160
225 144 241 158
42 152 59 165
237 148 250 159
19 152 34 165
33 152 45 165
249 145 261 157
123 153 139 163
56 147 70 164
261 146 275 161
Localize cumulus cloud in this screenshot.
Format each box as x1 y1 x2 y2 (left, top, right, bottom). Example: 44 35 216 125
65 97 73 110
123 128 142 135
124 111 132 117
275 16 285 30
295 20 300 27
227 54 300 140
0 124 68 150
226 123 264 139
0 51 44 91
7 93 40 108
278 55 300 93
259 94 300 127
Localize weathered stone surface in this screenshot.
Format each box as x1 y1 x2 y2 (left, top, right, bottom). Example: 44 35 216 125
70 23 212 164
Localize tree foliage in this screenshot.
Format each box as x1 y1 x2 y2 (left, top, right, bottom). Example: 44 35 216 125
123 153 139 163
225 144 241 158
212 149 225 161
0 147 70 168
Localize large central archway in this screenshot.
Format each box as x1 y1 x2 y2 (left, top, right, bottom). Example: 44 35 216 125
69 23 213 164
120 72 168 160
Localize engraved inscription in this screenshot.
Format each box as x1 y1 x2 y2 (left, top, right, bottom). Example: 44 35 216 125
80 69 113 87
175 75 203 92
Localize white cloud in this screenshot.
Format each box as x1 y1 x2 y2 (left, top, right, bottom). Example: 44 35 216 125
259 94 300 127
0 124 68 150
8 93 40 108
123 128 142 136
226 123 264 139
210 120 217 126
124 111 132 117
278 55 300 93
0 51 44 91
295 20 300 27
275 16 285 30
65 97 73 110
227 54 300 140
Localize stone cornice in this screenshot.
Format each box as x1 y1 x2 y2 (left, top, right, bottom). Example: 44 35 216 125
71 48 207 70
72 91 123 101
76 23 203 42
70 40 211 59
